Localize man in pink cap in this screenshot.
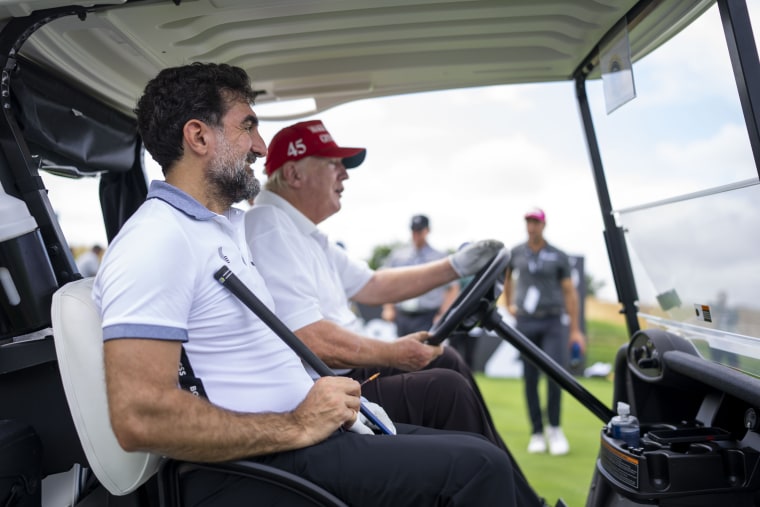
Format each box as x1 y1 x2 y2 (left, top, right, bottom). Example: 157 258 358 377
503 207 586 456
244 120 542 505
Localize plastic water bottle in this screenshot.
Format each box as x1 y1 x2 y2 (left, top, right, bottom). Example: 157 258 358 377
570 341 582 368
610 402 640 448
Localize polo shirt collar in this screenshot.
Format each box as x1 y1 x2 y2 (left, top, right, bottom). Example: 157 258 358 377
146 180 244 223
255 189 319 238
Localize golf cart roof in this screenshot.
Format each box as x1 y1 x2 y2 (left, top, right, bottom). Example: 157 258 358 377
4 1 760 505
3 0 713 120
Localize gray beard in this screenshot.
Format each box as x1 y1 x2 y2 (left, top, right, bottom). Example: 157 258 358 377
206 137 261 207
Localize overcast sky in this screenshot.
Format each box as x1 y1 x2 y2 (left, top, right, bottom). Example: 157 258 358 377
44 3 760 304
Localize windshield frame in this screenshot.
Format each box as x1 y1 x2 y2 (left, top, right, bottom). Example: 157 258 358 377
572 0 760 373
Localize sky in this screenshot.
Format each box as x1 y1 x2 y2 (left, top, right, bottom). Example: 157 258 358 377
43 3 760 304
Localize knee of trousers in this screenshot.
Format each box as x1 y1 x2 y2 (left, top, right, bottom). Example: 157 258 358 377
432 346 472 373
422 369 476 399
446 439 515 500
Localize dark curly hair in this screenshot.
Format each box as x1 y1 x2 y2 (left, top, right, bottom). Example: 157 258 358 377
135 62 257 174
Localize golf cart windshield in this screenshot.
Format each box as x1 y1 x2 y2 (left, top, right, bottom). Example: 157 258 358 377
586 2 760 377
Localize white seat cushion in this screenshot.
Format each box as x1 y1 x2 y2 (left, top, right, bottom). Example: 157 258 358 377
51 277 162 495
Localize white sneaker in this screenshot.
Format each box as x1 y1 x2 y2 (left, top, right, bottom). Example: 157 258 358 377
527 433 546 453
547 426 569 455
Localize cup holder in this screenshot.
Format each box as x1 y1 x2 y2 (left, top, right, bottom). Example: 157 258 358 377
640 441 663 452
647 427 730 447
602 424 743 497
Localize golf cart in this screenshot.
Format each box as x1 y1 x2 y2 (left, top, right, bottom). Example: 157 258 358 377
1 0 760 505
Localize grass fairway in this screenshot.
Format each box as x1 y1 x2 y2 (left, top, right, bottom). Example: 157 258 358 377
477 306 629 506
478 375 613 506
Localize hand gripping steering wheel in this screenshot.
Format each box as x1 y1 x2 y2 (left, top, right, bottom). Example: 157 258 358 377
427 248 510 345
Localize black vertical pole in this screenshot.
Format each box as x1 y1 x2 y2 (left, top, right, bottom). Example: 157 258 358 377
718 0 760 180
574 75 640 337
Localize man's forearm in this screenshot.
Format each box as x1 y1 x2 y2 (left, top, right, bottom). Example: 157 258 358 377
117 392 312 461
295 319 392 369
354 259 457 305
566 296 582 333
105 346 317 461
561 279 582 333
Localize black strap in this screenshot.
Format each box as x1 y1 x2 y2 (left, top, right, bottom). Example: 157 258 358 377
178 345 208 399
213 266 395 434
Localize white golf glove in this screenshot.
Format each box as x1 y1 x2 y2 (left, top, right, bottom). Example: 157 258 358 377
449 239 505 277
348 398 397 435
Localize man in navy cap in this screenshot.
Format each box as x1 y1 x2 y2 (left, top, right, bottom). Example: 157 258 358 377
382 214 459 336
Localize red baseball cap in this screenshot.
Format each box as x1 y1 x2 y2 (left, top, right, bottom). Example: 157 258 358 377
524 207 546 222
264 120 366 176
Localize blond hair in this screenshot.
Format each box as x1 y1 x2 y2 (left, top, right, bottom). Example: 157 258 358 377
264 166 288 193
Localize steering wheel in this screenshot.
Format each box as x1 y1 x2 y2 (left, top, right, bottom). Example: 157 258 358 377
427 248 510 345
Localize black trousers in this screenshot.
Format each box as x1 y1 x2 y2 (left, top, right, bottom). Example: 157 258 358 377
346 347 505 450
516 315 567 433
182 424 539 507
345 347 542 507
394 308 437 336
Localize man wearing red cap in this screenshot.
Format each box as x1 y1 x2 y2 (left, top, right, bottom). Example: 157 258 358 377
244 120 542 505
503 207 586 456
95 63 543 507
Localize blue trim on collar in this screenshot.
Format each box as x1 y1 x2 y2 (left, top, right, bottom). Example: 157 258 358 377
147 180 216 220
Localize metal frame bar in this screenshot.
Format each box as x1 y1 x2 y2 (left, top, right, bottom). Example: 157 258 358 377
570 0 760 337
573 76 640 336
0 7 88 286
718 0 760 180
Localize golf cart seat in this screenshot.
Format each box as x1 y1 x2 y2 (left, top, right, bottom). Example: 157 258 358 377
51 277 348 506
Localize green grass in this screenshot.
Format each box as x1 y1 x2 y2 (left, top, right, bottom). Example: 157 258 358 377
477 318 628 507
584 319 629 366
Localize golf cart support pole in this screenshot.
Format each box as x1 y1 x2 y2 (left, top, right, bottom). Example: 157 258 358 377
482 310 615 424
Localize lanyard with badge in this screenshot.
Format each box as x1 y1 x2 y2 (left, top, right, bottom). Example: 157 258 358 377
524 249 544 313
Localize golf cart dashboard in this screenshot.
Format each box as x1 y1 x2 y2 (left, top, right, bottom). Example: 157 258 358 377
599 419 760 501
597 328 760 501
626 328 760 432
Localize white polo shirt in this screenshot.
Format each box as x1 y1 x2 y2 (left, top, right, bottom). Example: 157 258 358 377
244 190 373 336
93 181 314 414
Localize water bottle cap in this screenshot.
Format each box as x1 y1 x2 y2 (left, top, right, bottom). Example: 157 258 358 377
616 401 630 416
